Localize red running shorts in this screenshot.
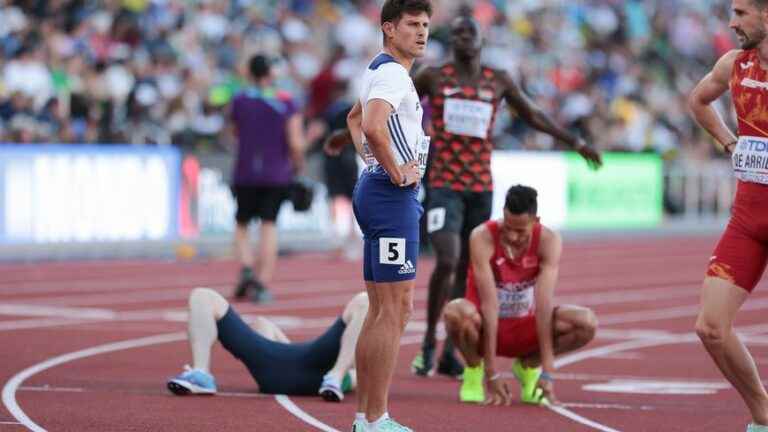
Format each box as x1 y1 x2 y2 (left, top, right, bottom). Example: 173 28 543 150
707 181 768 292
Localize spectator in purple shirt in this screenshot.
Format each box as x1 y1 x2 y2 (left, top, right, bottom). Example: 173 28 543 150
230 54 306 302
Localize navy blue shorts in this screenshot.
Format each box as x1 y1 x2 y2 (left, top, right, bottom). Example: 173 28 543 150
216 307 346 395
352 168 423 282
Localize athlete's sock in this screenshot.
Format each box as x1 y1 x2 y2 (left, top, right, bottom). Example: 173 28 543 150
356 412 366 421
324 370 343 384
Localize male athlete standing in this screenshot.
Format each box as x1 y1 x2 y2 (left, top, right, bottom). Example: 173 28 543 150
410 14 602 377
689 1 768 430
347 1 431 431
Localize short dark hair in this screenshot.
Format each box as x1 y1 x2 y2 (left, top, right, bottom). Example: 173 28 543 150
380 0 433 26
248 54 271 80
504 185 538 215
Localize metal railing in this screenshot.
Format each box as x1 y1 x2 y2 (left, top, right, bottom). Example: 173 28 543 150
665 160 734 221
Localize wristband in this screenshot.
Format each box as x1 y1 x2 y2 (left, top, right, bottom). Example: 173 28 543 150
539 372 553 382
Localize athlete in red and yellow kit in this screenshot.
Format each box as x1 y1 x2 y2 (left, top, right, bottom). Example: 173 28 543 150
442 185 597 405
409 13 602 378
689 1 768 430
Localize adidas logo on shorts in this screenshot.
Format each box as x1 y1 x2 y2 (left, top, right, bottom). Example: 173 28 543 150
398 260 416 275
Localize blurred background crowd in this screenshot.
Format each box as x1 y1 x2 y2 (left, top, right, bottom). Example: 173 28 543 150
0 0 737 163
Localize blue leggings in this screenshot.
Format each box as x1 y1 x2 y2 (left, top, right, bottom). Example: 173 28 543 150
217 307 346 395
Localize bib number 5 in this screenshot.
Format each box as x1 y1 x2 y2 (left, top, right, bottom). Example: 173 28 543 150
379 237 406 265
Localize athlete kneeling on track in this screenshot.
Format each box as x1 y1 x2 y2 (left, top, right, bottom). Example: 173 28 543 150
166 288 367 402
443 185 597 405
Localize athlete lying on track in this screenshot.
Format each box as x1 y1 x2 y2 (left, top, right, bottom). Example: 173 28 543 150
167 288 366 402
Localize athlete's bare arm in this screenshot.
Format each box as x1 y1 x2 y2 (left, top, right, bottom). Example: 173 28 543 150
688 49 740 153
499 71 602 169
469 224 511 405
533 226 563 397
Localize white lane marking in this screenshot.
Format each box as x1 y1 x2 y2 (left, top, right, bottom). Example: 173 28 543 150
598 297 768 326
19 386 83 393
548 405 621 432
4 288 768 431
0 304 115 319
559 402 653 411
557 338 695 369
582 380 730 395
550 372 727 385
17 385 271 399
2 332 186 432
275 395 340 432
591 352 645 360
0 318 94 332
558 286 698 307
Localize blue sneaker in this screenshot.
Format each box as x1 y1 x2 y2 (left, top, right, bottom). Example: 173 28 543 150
748 424 768 432
167 365 217 395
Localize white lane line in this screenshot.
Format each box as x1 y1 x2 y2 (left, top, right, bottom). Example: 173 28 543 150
0 318 95 332
548 405 621 432
275 395 340 432
19 386 83 393
558 286 698 307
557 337 695 369
598 297 768 326
0 304 115 320
16 385 270 399
559 402 653 411
2 332 186 432
5 291 768 432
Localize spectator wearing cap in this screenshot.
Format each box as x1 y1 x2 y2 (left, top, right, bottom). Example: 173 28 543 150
229 54 306 303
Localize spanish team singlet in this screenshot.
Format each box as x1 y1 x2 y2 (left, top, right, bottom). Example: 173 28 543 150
705 50 768 292
730 49 768 186
466 220 542 322
428 64 502 192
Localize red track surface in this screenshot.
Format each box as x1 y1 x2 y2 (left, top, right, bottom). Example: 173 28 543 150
0 236 766 431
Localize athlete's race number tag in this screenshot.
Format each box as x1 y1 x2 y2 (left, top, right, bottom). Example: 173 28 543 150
362 141 376 167
379 237 406 265
733 136 768 185
426 207 446 233
417 135 430 178
444 98 494 139
497 280 535 319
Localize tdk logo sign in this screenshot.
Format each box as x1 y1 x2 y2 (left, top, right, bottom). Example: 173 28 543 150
741 138 768 152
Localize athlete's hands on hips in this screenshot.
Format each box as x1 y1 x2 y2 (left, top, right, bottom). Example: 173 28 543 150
484 377 512 406
723 138 738 155
393 160 421 188
575 138 603 170
323 129 352 156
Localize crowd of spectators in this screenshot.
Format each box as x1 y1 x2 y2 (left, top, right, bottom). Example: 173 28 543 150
0 0 738 161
